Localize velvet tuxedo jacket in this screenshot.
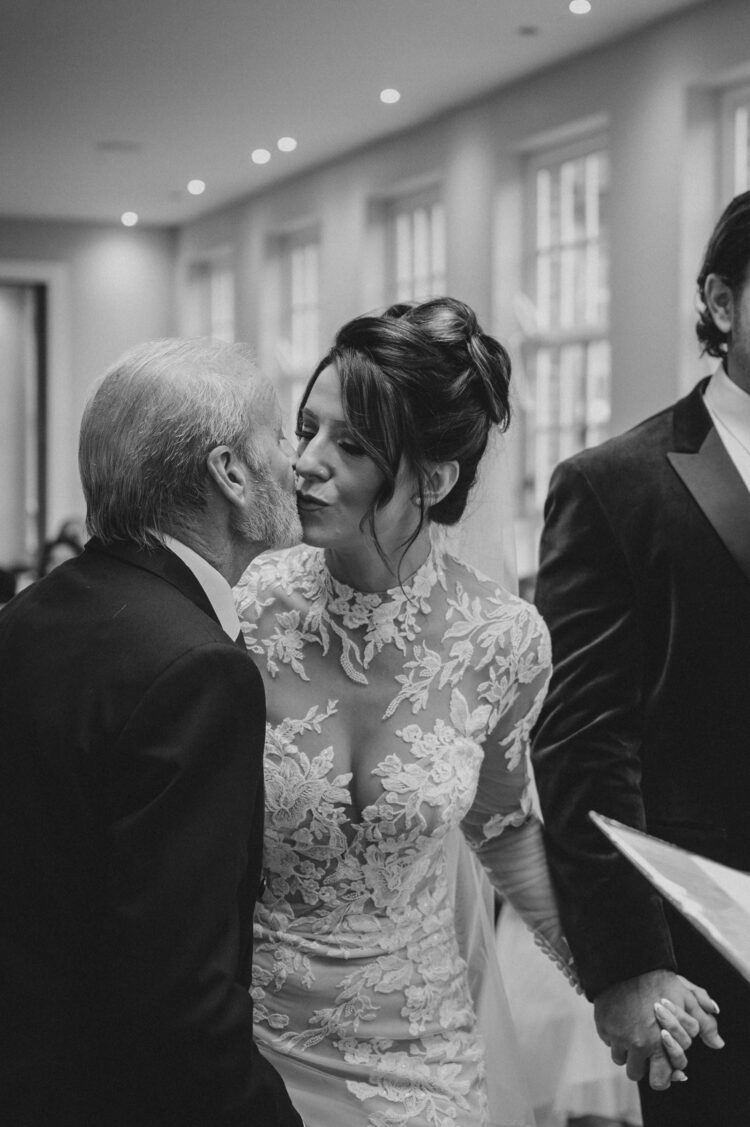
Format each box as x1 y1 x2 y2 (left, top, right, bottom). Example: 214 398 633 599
531 379 750 1001
0 538 301 1126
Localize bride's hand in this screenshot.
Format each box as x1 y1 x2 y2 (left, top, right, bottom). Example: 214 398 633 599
654 979 724 1081
654 997 689 1080
676 975 723 1049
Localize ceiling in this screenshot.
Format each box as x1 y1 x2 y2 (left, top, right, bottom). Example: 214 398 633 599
0 0 708 227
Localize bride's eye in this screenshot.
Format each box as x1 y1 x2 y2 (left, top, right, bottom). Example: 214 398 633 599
339 440 366 457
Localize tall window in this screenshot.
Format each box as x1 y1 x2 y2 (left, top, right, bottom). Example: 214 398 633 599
522 139 610 513
388 192 446 302
186 255 235 342
723 84 750 194
274 232 320 434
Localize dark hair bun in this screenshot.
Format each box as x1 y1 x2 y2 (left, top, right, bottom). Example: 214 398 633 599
383 297 511 431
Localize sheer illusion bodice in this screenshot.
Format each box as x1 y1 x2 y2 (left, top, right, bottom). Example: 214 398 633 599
235 544 567 1127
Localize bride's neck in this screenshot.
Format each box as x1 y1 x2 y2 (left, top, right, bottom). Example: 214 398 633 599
325 528 432 593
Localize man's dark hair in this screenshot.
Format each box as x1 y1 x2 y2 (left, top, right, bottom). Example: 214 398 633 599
696 190 750 358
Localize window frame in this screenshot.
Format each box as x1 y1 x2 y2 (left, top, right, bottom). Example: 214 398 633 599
385 187 446 303
271 227 321 437
721 82 750 197
520 132 611 515
184 247 236 342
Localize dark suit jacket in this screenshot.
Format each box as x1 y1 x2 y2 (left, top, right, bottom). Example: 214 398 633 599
0 538 302 1127
532 379 750 1001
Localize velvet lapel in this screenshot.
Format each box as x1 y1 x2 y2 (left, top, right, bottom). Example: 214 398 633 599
667 380 750 586
84 537 223 628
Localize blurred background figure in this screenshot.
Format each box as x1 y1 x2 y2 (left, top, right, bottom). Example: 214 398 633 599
1 517 85 594
37 532 82 576
56 516 86 549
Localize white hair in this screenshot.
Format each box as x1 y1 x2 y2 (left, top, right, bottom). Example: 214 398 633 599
79 337 273 547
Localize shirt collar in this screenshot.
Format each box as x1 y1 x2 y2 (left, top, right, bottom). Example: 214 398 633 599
162 534 240 640
705 365 750 440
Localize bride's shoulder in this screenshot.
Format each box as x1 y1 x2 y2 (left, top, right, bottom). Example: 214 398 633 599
234 544 323 612
440 551 547 635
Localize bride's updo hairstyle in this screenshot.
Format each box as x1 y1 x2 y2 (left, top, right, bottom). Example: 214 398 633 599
299 296 511 552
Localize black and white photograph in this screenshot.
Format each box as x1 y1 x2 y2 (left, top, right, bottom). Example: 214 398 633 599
1 2 748 1125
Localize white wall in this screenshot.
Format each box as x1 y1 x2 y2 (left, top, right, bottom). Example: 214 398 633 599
177 0 750 439
6 0 750 562
0 220 176 543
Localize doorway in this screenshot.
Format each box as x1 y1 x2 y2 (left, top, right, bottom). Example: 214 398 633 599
0 283 47 572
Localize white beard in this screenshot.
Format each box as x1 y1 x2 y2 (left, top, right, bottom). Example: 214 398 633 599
233 470 302 551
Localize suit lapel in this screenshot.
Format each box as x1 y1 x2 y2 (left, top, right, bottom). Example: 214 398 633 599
667 381 750 585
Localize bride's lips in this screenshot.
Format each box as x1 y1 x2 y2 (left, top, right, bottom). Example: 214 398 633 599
297 492 328 511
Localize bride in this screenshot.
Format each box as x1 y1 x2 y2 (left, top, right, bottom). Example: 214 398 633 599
234 297 690 1127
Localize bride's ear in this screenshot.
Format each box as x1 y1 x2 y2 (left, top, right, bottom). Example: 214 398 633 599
422 461 459 507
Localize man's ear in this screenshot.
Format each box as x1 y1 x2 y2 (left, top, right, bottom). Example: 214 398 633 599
703 273 735 336
206 446 248 510
422 460 459 507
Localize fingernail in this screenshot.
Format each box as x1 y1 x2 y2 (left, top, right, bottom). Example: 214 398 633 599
674 1072 688 1082
660 997 675 1009
660 1028 675 1044
714 1035 725 1048
710 1000 721 1014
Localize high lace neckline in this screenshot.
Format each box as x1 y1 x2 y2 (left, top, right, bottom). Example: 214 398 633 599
314 547 443 680
323 546 440 610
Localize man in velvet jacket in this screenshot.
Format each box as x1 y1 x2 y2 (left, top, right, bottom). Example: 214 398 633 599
532 194 750 1125
0 339 305 1126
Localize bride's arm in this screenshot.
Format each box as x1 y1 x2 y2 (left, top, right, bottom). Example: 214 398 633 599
458 598 717 1076
458 600 578 977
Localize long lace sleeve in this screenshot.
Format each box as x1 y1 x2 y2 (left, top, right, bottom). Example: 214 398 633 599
460 601 579 989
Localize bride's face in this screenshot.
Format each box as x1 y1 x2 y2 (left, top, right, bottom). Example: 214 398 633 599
294 364 418 555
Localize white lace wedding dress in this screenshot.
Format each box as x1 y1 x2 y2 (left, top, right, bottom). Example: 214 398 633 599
235 543 572 1127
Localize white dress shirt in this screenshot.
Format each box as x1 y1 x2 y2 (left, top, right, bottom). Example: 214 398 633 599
163 534 241 641
703 366 750 494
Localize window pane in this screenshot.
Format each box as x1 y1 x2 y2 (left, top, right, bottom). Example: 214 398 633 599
275 233 320 435
524 143 610 515
586 339 612 446
390 196 445 301
536 252 552 330
537 169 552 250
209 265 235 342
559 246 576 328
735 104 750 192
432 203 446 285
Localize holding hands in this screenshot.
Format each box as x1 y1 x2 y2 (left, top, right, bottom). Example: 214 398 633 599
594 969 724 1090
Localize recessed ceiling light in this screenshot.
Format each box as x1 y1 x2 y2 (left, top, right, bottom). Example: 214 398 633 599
380 88 401 104
251 148 271 165
569 0 591 12
187 179 206 195
121 211 138 227
277 137 297 153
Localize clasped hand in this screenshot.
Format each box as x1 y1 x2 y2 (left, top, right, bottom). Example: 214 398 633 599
594 969 724 1090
